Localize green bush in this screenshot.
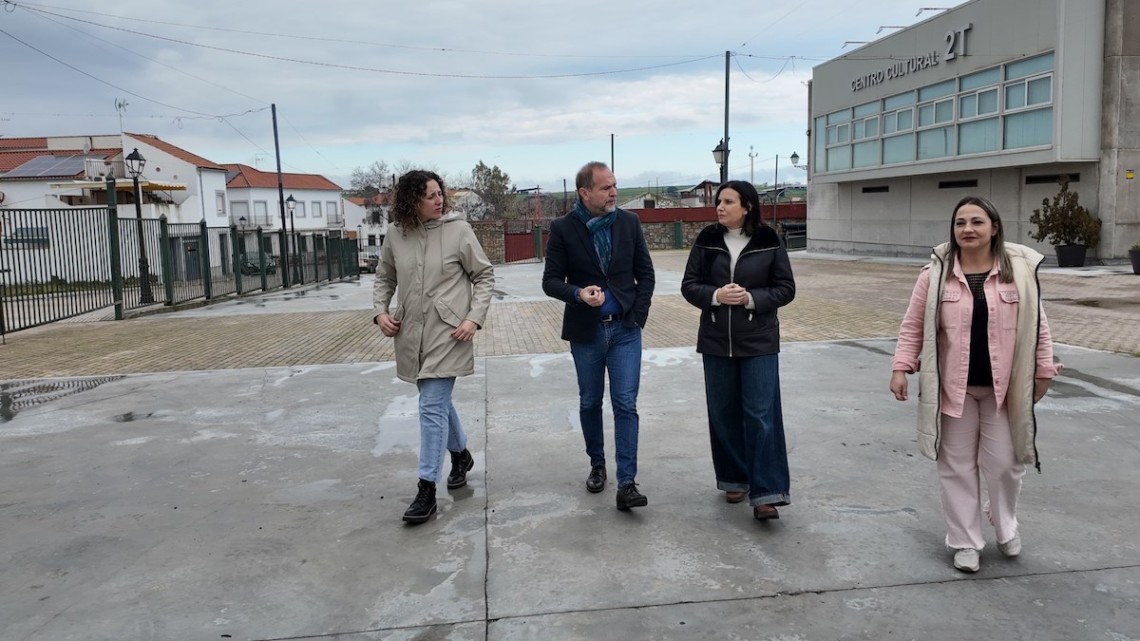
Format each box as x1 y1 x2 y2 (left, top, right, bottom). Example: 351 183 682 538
1028 175 1101 248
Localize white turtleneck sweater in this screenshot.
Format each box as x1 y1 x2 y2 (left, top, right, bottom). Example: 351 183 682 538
711 227 755 309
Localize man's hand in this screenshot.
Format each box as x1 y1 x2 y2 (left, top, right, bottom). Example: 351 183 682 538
376 313 401 337
451 319 478 342
579 285 605 308
1033 377 1053 403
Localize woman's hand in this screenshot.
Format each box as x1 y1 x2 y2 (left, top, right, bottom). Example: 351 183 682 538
376 313 401 337
451 319 478 342
1033 377 1053 403
716 283 749 306
889 371 909 401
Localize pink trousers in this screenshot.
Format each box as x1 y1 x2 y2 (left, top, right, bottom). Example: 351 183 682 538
938 386 1025 551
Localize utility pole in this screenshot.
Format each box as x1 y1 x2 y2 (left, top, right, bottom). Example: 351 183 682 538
748 146 758 185
272 103 290 287
722 50 731 183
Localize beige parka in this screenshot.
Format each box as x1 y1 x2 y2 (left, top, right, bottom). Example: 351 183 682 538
373 213 494 384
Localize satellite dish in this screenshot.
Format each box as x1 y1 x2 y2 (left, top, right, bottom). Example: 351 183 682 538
0 190 6 204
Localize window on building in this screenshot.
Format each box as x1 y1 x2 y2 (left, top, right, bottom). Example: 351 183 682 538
816 51 1054 173
254 201 269 226
4 226 50 247
959 118 1000 154
312 201 323 218
231 201 250 227
1004 108 1053 149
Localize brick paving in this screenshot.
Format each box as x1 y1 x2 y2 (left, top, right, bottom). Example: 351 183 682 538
1 250 1136 379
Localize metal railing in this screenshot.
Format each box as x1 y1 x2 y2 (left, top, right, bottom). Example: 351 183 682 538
1 177 360 337
1 207 116 335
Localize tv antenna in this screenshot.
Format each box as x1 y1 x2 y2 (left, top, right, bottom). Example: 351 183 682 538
114 98 129 133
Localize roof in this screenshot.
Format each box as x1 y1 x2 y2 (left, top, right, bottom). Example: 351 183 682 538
0 137 48 150
125 133 227 171
223 163 342 192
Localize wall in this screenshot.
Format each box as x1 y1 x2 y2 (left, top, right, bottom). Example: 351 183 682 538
470 220 505 264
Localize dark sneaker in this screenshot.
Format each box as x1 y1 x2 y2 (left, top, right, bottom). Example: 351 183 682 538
586 464 607 493
402 479 437 524
447 449 474 489
616 482 648 511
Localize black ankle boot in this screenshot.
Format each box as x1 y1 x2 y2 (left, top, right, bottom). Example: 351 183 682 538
447 449 475 489
402 479 436 524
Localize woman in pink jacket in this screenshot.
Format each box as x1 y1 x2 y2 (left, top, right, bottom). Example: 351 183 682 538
890 195 1061 573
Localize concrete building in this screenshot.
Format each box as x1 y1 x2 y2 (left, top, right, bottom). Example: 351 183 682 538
807 0 1138 261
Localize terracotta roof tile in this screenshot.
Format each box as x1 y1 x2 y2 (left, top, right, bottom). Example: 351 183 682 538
222 163 342 191
125 133 226 171
0 137 48 150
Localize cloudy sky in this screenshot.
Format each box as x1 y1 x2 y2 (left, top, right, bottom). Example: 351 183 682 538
0 0 950 191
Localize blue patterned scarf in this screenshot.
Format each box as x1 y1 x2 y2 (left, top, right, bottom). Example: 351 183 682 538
574 200 616 272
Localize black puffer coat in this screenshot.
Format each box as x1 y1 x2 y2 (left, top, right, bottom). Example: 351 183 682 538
681 224 796 357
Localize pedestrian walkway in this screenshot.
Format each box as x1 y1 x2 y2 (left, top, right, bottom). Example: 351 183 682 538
2 251 1137 379
1 250 1138 641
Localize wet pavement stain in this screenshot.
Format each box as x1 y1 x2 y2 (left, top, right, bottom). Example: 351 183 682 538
0 376 126 423
112 411 155 422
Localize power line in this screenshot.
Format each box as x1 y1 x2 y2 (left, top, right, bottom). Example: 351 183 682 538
9 0 710 60
12 3 720 78
22 6 266 105
0 26 218 117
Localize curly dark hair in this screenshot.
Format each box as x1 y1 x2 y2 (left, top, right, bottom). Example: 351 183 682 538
391 170 448 229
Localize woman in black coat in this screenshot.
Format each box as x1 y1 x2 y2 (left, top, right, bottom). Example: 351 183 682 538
681 180 796 520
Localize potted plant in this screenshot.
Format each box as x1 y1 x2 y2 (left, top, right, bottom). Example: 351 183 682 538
1130 240 1140 275
1028 175 1102 267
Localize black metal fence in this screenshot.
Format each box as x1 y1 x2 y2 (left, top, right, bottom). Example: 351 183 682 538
1 196 359 338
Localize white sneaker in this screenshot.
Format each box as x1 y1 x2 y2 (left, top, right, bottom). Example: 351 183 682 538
953 548 980 573
998 533 1021 557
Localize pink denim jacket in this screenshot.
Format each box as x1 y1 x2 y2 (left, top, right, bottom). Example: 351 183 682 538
892 253 1061 420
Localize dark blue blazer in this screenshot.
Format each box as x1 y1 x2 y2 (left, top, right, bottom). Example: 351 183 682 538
542 208 655 343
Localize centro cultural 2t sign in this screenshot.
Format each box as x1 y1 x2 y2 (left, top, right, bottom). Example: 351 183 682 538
851 23 973 92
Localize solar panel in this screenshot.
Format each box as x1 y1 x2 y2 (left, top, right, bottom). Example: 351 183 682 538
3 155 89 179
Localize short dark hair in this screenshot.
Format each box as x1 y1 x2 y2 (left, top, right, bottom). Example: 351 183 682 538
715 180 763 236
948 195 1012 283
575 161 610 191
391 170 447 229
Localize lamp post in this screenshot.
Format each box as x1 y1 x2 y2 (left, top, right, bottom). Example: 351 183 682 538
712 138 729 184
748 145 758 185
124 148 154 304
238 215 248 260
286 194 300 284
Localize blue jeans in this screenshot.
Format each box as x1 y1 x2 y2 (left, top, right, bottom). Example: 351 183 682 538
416 377 467 483
569 321 642 487
702 353 790 507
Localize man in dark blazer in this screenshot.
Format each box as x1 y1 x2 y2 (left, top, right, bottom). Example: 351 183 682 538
542 161 655 511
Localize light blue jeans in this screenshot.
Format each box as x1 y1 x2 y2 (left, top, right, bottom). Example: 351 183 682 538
569 321 642 487
416 377 467 483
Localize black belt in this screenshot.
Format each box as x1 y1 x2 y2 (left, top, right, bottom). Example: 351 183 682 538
600 314 620 323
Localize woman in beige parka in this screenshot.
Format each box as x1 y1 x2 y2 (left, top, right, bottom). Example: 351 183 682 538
373 170 494 525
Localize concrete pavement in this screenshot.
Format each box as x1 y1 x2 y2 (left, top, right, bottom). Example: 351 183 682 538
1 251 1138 640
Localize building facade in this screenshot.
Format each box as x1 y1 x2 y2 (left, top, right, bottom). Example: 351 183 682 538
807 0 1138 260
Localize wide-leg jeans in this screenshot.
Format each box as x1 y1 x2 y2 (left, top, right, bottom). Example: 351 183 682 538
569 321 642 487
702 353 791 507
416 377 468 484
938 385 1024 551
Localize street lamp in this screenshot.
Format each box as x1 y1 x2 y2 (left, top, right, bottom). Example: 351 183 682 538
712 138 729 184
748 145 759 185
286 194 299 283
790 151 801 167
124 148 154 304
